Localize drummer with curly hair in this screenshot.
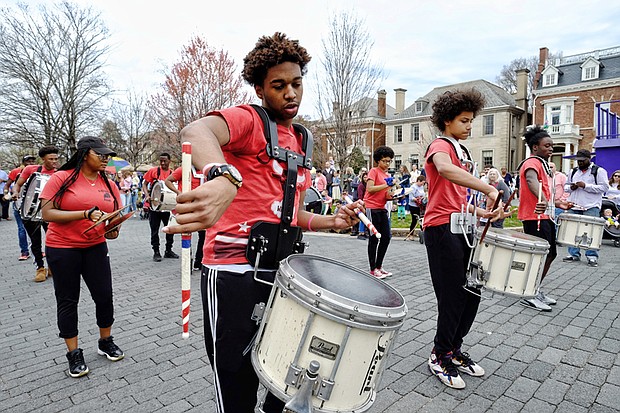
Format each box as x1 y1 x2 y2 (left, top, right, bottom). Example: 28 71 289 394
164 33 362 412
424 89 506 389
40 136 125 379
11 145 60 282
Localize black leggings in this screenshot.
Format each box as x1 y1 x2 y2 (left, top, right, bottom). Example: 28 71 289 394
409 206 421 232
24 220 48 268
46 243 114 339
367 208 391 270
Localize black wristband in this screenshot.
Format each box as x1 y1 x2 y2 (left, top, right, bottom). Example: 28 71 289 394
87 206 99 220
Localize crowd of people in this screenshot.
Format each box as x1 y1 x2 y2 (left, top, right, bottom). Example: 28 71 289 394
1 30 619 411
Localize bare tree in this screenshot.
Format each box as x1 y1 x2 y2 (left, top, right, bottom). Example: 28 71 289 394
496 52 562 108
149 35 252 159
0 2 110 154
107 90 154 165
314 12 384 170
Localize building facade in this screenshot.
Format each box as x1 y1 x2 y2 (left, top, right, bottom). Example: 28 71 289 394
532 46 620 173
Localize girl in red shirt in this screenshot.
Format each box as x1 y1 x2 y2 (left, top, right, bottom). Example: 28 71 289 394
41 136 125 379
363 145 396 279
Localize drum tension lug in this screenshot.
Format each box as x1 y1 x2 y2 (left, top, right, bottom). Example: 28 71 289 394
285 364 305 388
316 378 334 402
251 302 265 325
575 233 592 247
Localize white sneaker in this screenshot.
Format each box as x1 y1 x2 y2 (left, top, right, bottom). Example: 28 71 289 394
537 291 557 305
428 350 466 389
452 350 485 377
520 297 552 312
377 267 393 277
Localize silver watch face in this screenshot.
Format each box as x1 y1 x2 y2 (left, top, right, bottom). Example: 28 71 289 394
225 165 242 182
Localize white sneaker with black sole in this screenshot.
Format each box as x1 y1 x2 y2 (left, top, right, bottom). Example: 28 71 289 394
452 350 485 377
520 296 552 312
537 291 556 305
428 350 466 389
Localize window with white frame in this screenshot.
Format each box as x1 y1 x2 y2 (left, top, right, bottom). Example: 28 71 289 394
483 115 494 135
415 101 424 113
584 66 596 80
481 150 493 168
394 155 402 171
411 123 420 141
581 58 600 81
543 73 557 87
410 154 419 168
394 125 403 143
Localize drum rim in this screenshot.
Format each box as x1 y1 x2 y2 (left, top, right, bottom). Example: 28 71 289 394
558 213 606 224
21 172 50 220
278 254 408 323
475 227 549 251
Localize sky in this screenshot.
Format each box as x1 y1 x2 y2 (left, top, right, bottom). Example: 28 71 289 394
3 0 620 119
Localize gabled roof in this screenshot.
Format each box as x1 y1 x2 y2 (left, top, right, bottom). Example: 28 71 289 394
536 46 620 89
390 79 518 121
327 97 396 121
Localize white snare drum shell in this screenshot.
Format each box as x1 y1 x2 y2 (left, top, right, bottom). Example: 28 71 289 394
252 255 407 413
473 228 548 297
556 213 605 250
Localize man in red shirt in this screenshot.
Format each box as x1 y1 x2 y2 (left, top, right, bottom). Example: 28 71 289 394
141 153 178 262
11 146 59 282
4 155 37 260
424 89 504 390
164 32 362 413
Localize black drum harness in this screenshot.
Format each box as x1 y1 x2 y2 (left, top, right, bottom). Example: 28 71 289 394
245 105 314 271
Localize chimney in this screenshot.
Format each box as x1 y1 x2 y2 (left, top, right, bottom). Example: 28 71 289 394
394 88 407 114
378 90 386 117
534 47 549 89
516 68 529 107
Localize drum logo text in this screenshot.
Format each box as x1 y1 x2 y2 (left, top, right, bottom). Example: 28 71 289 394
309 336 339 360
510 261 526 271
360 335 388 394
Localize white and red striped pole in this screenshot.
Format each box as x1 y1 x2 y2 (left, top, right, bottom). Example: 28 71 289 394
181 142 192 339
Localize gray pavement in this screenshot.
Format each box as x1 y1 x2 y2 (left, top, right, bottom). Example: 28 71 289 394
1 216 619 412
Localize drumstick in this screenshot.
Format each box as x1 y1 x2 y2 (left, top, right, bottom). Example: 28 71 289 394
503 190 516 212
181 142 192 339
537 180 543 231
478 190 503 245
343 195 381 239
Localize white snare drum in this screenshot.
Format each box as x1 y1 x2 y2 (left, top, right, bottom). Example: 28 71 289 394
469 228 549 298
20 173 51 221
252 254 407 413
150 181 176 211
556 213 605 250
303 186 321 206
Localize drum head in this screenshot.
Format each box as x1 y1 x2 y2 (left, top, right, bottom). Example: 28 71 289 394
477 227 549 250
282 254 405 309
150 182 163 209
304 187 321 205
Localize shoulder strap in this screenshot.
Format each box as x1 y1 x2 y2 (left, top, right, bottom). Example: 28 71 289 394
571 165 598 184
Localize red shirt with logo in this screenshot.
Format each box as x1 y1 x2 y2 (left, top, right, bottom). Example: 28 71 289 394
423 139 469 228
518 157 551 221
363 167 390 209
41 170 121 248
203 105 311 265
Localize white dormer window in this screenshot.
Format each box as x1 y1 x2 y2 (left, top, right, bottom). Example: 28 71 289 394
415 102 423 113
542 66 560 87
581 57 601 81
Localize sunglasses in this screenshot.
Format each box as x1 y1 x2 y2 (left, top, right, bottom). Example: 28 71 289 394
614 175 620 178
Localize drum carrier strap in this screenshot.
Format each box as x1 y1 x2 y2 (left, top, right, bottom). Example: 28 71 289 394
245 104 314 270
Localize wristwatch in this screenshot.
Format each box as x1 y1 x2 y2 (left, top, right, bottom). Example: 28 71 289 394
206 164 243 189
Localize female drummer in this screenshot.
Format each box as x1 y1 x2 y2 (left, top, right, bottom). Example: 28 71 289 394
40 136 125 378
518 126 572 311
424 89 505 389
363 145 396 279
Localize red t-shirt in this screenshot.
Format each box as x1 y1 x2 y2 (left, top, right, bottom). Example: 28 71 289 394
41 170 122 248
423 138 469 228
363 167 390 209
170 166 202 192
518 157 552 221
20 164 56 182
203 105 311 265
143 167 173 188
8 167 23 182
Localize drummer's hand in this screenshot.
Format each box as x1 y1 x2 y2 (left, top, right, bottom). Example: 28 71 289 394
333 200 363 229
534 200 547 215
556 200 573 210
90 209 104 222
163 178 237 234
104 228 120 239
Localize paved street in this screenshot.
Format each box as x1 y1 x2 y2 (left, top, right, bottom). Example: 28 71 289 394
1 216 619 412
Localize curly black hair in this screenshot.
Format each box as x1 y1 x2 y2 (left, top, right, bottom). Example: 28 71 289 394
431 89 485 132
38 145 59 158
523 125 550 150
242 32 311 86
373 146 395 163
